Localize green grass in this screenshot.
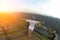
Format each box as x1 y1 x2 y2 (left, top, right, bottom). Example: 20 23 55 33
32 31 50 40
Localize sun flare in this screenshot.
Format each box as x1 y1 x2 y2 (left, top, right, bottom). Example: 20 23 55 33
0 12 20 28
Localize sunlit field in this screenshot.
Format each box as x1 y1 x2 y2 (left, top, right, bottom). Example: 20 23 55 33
0 12 29 40
0 12 28 30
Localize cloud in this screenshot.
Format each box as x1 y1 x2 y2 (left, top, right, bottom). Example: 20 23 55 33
0 0 27 12
26 0 60 18
0 0 60 18
0 0 48 12
40 0 60 18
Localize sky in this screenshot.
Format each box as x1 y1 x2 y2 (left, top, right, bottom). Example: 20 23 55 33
0 0 60 18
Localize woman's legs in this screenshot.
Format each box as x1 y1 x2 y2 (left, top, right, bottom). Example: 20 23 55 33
28 29 33 37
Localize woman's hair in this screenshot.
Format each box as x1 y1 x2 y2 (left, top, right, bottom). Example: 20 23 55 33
40 22 44 25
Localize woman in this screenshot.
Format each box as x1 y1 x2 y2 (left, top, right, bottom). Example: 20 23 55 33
26 19 40 37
